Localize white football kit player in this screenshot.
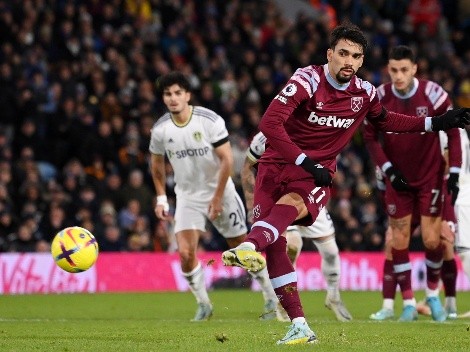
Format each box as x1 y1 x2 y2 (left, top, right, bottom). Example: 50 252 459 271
454 129 470 252
440 129 470 251
150 106 247 237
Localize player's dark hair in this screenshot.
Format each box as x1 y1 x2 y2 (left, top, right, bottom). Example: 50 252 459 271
156 72 191 95
330 23 368 52
388 45 416 62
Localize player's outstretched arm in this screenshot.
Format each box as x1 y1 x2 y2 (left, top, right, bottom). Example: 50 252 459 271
431 108 470 131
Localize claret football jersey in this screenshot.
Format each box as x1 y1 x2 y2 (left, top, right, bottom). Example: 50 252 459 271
364 78 461 186
259 64 425 172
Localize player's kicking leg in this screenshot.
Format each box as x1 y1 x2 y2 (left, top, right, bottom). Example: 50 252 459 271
225 235 282 320
223 192 319 345
222 243 266 272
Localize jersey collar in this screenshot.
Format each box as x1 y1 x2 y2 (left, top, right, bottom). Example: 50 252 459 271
324 64 351 91
171 106 193 127
391 77 419 99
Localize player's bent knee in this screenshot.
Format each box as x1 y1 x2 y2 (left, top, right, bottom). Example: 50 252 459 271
422 237 441 250
178 248 197 265
314 237 339 263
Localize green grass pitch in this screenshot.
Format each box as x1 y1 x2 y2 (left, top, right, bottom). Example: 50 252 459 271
1 290 469 351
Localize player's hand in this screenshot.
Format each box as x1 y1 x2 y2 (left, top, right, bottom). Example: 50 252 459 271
300 157 332 186
155 195 170 220
385 166 412 192
431 108 470 131
208 196 223 221
447 172 459 205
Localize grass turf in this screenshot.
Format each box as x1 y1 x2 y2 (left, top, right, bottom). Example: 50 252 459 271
1 290 469 351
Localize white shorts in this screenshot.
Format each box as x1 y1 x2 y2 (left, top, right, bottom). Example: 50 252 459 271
174 190 247 239
286 207 335 239
455 203 470 250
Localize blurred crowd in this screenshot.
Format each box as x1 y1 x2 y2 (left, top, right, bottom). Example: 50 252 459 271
0 0 469 254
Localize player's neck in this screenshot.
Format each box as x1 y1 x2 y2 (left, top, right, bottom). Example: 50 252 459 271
394 80 414 96
171 105 193 125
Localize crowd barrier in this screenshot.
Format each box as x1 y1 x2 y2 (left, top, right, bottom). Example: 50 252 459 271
0 252 469 294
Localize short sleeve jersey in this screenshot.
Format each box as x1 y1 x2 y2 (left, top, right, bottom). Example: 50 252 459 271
370 78 458 185
149 106 233 199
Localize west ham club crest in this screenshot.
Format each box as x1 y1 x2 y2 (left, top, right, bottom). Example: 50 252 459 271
351 97 363 112
416 106 428 117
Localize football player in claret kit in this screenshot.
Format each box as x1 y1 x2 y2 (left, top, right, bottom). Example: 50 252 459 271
371 172 459 321
242 131 352 322
364 45 461 322
149 72 280 322
221 23 470 345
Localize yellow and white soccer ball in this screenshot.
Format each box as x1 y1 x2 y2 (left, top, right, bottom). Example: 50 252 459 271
51 226 99 273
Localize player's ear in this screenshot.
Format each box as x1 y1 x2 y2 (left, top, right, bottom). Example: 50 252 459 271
327 48 333 62
357 56 364 68
411 63 418 76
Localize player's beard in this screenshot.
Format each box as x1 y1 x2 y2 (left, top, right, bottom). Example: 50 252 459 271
168 104 183 114
336 68 355 83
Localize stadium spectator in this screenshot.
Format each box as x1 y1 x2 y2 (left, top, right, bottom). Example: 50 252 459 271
6 223 38 253
100 224 126 252
119 169 154 215
39 203 73 243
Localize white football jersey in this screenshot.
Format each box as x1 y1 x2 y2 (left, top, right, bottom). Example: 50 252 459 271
440 129 470 205
149 106 235 200
457 129 470 205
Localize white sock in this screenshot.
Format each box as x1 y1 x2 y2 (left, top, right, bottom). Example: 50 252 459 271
314 237 340 300
182 262 210 304
445 296 456 310
403 298 416 307
459 250 470 283
425 288 439 298
248 267 277 302
292 317 306 324
383 298 394 310
286 229 303 266
240 242 256 250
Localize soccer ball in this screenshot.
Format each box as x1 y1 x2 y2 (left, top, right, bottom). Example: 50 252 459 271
51 226 99 273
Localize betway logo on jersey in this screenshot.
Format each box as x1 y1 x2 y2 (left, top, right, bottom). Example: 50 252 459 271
307 112 354 128
167 146 210 159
